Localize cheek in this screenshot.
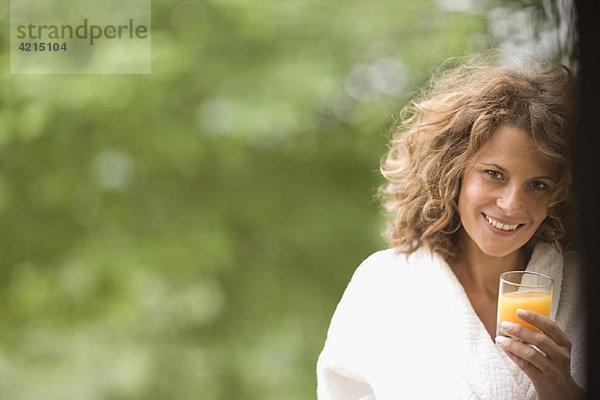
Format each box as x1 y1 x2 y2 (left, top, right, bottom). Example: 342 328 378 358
530 203 549 224
458 177 489 213
526 194 552 223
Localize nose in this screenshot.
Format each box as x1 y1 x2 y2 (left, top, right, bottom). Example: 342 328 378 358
496 185 525 216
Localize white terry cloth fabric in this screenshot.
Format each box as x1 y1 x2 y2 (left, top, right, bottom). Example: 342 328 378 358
316 243 586 399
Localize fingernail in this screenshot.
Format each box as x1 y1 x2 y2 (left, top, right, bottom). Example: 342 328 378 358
516 309 528 317
495 336 508 345
501 320 516 331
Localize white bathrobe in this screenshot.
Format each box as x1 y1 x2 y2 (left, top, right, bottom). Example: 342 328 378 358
316 243 586 399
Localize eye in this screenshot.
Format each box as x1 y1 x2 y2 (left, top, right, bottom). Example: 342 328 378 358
484 170 503 180
528 180 549 191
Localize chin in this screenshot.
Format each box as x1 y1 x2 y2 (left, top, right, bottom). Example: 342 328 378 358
477 242 523 259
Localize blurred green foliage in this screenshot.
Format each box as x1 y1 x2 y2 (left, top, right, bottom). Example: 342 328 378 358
0 0 568 398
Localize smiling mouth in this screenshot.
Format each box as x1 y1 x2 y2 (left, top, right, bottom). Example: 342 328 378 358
484 214 522 232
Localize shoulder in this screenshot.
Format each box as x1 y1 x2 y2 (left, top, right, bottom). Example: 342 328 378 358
338 249 402 302
562 249 583 272
347 248 428 289
340 247 441 305
560 249 584 298
553 247 585 341
332 249 412 310
530 243 583 291
559 249 584 295
353 247 434 276
319 249 421 360
354 248 405 276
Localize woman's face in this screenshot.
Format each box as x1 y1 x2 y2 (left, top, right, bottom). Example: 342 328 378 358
457 125 558 258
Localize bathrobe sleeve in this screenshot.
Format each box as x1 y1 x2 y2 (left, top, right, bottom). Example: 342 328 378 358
316 248 477 400
316 252 382 400
316 249 434 399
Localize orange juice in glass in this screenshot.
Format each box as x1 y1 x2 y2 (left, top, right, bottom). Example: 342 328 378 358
496 271 553 339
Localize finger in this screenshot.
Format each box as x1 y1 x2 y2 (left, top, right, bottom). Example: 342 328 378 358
500 320 570 363
516 309 571 349
496 336 543 382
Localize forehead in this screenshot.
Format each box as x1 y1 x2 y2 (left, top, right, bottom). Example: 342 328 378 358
472 126 557 175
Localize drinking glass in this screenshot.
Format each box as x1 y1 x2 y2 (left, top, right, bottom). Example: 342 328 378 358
496 271 553 339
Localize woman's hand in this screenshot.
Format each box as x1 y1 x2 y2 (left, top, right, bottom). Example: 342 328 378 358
495 309 585 400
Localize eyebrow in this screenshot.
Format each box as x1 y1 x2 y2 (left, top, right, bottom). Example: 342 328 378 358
479 162 558 182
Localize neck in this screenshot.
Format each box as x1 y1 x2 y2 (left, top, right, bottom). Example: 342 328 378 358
452 231 529 298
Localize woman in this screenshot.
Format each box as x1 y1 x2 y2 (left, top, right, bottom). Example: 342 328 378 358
316 52 586 399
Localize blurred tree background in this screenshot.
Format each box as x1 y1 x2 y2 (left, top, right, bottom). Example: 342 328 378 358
0 0 574 399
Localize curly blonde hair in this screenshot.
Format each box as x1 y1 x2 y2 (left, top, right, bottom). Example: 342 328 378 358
379 51 579 262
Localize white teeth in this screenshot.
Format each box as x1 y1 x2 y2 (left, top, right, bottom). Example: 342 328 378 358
486 215 519 231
